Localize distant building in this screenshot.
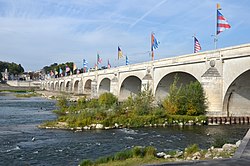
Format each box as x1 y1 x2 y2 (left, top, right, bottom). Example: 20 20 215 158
1 69 9 81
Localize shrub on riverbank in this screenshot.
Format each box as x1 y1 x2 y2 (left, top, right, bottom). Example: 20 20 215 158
41 78 208 129
80 146 157 166
79 142 238 166
162 76 207 116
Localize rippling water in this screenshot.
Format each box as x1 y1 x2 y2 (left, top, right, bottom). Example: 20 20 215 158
0 92 249 166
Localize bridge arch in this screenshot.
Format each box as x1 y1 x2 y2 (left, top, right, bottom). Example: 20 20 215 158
47 82 50 90
65 81 71 92
59 81 64 91
73 80 80 94
223 69 250 116
54 82 59 91
119 75 142 100
98 78 111 94
155 71 198 100
84 79 92 94
50 82 54 91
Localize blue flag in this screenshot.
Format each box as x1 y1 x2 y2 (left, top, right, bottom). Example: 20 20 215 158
126 55 129 65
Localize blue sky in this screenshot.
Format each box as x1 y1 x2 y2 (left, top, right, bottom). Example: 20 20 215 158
0 0 250 71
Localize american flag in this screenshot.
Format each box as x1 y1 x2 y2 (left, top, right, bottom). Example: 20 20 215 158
194 37 201 53
107 59 111 69
97 53 102 64
217 4 231 35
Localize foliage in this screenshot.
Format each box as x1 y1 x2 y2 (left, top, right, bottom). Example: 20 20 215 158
56 96 68 110
184 144 200 157
144 146 157 156
114 150 133 161
0 61 24 77
162 76 180 114
98 92 118 108
15 92 40 98
212 135 228 148
162 75 207 116
42 62 74 75
122 89 155 116
79 146 157 166
79 159 93 166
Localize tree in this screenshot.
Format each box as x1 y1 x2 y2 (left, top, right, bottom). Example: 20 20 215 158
162 76 207 116
0 61 24 76
98 92 118 108
162 76 181 115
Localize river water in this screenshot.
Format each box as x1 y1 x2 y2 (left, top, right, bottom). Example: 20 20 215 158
0 92 249 166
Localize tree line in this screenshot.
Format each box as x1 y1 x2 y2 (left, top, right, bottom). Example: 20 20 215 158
0 61 24 79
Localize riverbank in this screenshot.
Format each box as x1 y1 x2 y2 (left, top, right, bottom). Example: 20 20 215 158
79 140 241 166
0 82 39 91
36 90 88 101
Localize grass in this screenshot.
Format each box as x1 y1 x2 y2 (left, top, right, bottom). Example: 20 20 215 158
0 89 33 93
15 92 40 98
96 156 167 166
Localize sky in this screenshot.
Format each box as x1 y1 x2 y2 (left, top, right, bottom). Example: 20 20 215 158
0 0 250 71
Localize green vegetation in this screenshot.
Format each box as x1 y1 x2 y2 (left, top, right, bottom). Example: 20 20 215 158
79 142 236 166
41 78 208 129
42 62 74 75
80 146 158 166
0 61 24 79
15 92 40 98
212 135 228 148
0 89 34 93
162 76 207 116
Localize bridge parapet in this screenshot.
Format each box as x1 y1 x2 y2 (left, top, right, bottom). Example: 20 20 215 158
41 43 250 117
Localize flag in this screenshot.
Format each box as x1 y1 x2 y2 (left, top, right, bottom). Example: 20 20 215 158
107 59 111 69
217 4 231 35
118 46 123 59
83 59 88 72
97 53 102 64
217 3 221 10
126 55 129 65
50 70 54 76
59 68 63 77
54 68 58 76
73 63 77 71
151 33 160 60
83 59 88 68
65 65 70 73
95 63 98 70
194 37 201 53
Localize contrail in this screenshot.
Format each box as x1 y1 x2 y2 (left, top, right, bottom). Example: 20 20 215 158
129 0 167 29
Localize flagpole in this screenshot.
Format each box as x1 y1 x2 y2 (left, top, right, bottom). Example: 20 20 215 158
192 34 196 53
214 3 220 49
150 32 154 61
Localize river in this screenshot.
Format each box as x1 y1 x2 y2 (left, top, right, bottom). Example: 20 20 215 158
0 92 249 166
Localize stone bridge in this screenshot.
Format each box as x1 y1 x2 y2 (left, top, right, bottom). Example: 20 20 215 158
41 43 250 117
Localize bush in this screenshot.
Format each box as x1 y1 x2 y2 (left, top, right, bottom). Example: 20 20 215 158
184 144 199 157
212 135 228 148
98 92 118 108
79 159 93 166
95 156 113 164
162 75 207 116
87 98 99 108
56 96 68 110
114 150 133 161
145 146 157 156
132 146 144 157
